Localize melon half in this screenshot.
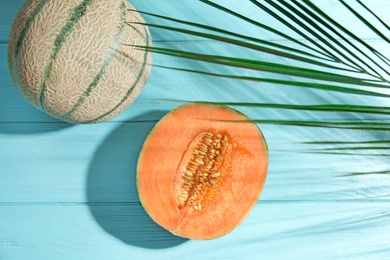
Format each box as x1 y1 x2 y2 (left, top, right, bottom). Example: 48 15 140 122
137 103 268 240
8 0 152 123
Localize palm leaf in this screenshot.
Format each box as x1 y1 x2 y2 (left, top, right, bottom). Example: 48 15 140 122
151 65 390 98
131 21 348 71
137 46 388 86
163 100 390 116
130 2 390 91
286 0 390 78
197 0 334 59
135 10 331 62
130 1 390 160
222 119 390 131
341 170 390 176
250 0 367 72
301 0 390 76
340 0 390 44
304 140 390 145
356 0 390 36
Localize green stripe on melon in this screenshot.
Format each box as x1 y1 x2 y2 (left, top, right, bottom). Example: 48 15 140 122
84 25 150 124
8 0 49 94
57 1 127 121
8 0 152 124
38 0 94 112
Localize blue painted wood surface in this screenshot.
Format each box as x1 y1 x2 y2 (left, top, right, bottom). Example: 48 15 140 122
1 1 390 259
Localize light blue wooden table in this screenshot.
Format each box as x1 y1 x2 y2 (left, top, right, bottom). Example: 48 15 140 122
1 1 390 259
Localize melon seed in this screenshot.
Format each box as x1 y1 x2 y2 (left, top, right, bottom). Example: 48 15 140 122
198 150 206 155
212 172 220 178
199 145 208 152
204 138 213 144
206 132 214 137
195 158 204 165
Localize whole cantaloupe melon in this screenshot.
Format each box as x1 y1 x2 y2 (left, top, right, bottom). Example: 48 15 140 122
8 0 152 124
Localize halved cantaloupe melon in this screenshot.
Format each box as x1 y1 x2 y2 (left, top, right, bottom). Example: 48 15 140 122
137 103 268 240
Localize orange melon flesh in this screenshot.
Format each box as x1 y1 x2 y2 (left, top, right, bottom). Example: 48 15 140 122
137 103 268 240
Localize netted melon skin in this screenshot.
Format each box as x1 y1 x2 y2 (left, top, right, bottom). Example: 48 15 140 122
8 0 152 124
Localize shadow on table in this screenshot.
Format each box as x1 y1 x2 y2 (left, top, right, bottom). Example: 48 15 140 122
0 82 73 134
86 110 188 249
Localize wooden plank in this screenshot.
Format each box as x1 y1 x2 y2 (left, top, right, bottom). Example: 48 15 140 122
2 40 390 124
0 0 23 43
0 201 389 259
1 0 390 43
1 120 389 203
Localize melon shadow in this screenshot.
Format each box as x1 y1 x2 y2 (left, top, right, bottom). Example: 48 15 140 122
86 110 188 249
0 80 73 134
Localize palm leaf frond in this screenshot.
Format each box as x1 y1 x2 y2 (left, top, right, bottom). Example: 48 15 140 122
130 1 390 163
168 100 390 116
132 1 390 84
150 65 390 98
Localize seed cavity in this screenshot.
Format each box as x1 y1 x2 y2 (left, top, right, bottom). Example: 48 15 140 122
176 131 232 211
